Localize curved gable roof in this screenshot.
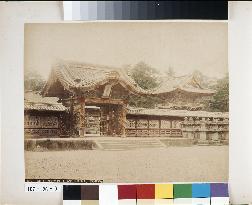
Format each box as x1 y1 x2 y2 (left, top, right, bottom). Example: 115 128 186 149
25 91 66 111
42 61 215 97
152 74 215 95
42 61 149 96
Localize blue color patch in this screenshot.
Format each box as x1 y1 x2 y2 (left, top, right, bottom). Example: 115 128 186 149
192 183 210 198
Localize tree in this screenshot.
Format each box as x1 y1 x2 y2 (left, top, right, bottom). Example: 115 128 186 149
207 74 229 112
165 66 175 77
24 70 46 92
130 61 159 90
127 62 162 108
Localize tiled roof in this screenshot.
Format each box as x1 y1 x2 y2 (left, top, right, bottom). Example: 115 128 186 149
24 92 66 111
42 61 150 96
42 60 215 96
153 74 215 94
127 107 228 118
24 103 66 111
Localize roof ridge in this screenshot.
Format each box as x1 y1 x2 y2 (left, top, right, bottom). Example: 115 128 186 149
58 60 121 72
42 60 215 96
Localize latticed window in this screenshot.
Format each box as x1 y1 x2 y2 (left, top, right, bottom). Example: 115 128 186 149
137 119 148 128
25 115 41 128
149 120 159 129
126 119 136 128
172 120 181 129
160 120 171 129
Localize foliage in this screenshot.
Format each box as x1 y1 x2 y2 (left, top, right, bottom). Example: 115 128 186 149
165 66 175 77
128 62 162 108
24 70 46 91
24 139 96 151
130 61 159 90
205 74 229 112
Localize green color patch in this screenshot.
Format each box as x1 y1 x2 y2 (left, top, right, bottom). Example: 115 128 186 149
174 184 192 198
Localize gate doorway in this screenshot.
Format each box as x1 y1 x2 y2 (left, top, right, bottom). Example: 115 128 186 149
84 106 101 136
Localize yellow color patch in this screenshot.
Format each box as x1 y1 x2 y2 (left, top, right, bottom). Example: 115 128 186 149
155 184 173 199
155 199 174 205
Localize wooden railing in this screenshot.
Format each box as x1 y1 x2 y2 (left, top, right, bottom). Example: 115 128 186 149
126 128 182 137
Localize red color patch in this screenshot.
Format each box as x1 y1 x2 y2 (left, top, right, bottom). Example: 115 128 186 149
137 184 155 199
118 185 137 199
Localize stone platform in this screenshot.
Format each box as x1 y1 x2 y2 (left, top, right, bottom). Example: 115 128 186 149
24 137 198 151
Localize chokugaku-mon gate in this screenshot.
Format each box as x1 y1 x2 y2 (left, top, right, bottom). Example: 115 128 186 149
25 61 229 145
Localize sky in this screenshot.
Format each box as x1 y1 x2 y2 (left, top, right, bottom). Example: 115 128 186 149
24 22 228 80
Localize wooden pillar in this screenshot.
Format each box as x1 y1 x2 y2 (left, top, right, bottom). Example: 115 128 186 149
79 98 85 137
118 104 126 137
108 105 113 136
58 113 65 136
69 97 75 136
147 117 149 137
158 118 161 137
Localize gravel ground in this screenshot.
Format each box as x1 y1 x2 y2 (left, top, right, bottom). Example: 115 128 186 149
25 146 228 182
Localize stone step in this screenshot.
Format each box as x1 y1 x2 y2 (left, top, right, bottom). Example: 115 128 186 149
97 140 163 143
99 143 163 146
197 140 210 146
98 142 163 146
100 145 163 149
99 143 164 147
96 139 166 150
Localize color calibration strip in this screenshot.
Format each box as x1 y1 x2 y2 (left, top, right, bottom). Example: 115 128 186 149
63 183 229 205
66 1 228 20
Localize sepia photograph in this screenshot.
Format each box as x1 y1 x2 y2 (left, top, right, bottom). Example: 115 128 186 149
24 22 228 182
